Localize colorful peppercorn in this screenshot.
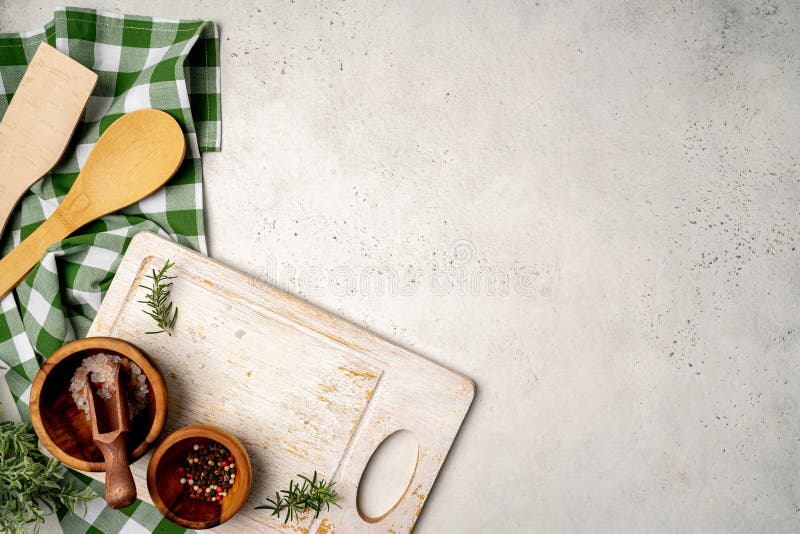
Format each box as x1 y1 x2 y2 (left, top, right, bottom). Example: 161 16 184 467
178 441 237 502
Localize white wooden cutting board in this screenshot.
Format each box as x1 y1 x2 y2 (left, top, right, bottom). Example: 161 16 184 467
86 232 474 533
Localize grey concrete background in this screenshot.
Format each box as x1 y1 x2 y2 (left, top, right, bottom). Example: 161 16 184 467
2 0 799 532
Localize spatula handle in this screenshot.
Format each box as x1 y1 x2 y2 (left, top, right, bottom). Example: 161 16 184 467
0 184 19 242
0 213 69 299
96 433 137 509
0 155 34 244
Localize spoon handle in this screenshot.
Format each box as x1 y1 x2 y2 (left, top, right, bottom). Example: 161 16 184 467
0 213 70 299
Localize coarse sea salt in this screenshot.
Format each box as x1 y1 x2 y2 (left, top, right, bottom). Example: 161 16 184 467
69 353 149 421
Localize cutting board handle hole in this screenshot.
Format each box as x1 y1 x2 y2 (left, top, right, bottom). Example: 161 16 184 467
356 430 419 523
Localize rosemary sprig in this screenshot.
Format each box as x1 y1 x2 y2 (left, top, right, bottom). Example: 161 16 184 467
255 471 341 523
138 259 178 335
0 412 95 533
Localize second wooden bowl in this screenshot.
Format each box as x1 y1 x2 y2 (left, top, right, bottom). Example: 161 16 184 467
147 425 252 529
30 337 167 471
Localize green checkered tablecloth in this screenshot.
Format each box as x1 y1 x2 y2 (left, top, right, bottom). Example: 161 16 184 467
0 7 220 533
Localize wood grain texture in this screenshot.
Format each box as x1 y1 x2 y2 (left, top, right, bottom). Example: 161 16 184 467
0 42 97 239
29 337 168 472
88 364 137 509
0 108 185 299
87 231 475 533
147 425 252 529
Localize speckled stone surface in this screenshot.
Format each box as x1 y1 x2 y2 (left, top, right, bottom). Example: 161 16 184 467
1 1 799 532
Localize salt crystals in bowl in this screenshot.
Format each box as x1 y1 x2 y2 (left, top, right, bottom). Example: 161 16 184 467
69 353 149 421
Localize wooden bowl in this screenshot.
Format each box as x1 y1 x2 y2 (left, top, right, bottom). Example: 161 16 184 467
147 425 252 529
30 337 167 471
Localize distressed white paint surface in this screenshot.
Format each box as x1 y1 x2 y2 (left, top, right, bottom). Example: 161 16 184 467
86 232 473 533
3 1 800 532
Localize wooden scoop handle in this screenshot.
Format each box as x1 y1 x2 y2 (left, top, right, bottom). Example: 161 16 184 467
95 431 137 509
87 365 136 509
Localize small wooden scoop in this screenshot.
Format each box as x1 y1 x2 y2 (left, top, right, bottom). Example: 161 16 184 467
0 108 185 299
87 365 137 509
0 43 97 238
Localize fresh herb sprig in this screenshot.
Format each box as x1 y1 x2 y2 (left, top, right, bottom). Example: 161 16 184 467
139 259 179 335
0 413 95 533
256 471 341 523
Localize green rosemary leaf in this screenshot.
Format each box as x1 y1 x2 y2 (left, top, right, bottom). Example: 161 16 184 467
140 259 179 336
0 413 95 533
255 471 341 523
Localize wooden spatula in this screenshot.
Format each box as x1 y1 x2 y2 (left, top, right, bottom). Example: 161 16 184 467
0 42 97 239
0 108 185 299
87 365 137 509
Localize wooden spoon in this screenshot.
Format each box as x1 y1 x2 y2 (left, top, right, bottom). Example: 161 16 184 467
0 108 185 299
87 364 137 509
0 43 97 239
